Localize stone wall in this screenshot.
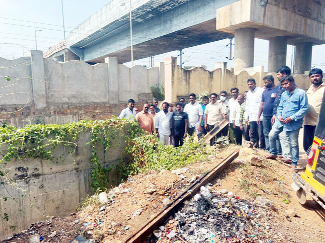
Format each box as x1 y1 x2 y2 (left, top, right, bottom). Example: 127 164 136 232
164 56 310 103
0 127 129 240
0 52 163 127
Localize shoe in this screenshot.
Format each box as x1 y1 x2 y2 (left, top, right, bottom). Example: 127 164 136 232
280 157 291 164
265 154 277 160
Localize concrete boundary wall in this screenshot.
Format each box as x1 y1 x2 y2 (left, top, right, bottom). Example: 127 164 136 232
164 56 310 103
0 129 128 240
0 52 163 127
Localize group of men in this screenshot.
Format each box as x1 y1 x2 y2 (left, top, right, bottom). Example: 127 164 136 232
119 66 325 170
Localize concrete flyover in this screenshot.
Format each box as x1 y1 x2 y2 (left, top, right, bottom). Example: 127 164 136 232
47 0 325 74
60 0 238 63
216 0 325 73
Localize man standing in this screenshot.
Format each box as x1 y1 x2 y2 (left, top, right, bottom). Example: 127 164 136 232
304 68 325 153
272 66 292 162
239 91 250 141
171 103 188 147
136 103 154 134
229 88 239 144
245 79 265 149
218 91 229 137
155 102 173 145
204 93 227 145
152 98 160 113
198 96 209 139
179 98 186 109
230 94 244 145
149 104 156 127
184 93 203 137
267 76 309 170
119 99 136 121
257 75 279 151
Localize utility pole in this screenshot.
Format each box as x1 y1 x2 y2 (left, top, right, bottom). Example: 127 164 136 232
227 38 233 60
35 30 42 50
291 45 296 74
180 49 183 68
129 0 134 66
150 56 154 67
61 0 66 39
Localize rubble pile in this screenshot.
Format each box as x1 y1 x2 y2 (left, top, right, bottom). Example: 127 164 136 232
148 186 276 243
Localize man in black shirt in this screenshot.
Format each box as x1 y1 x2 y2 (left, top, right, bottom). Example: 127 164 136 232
171 103 188 147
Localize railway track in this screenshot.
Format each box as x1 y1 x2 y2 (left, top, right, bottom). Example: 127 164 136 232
124 150 239 243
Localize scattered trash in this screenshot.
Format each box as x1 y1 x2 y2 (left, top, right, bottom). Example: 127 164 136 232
167 230 176 238
49 231 57 237
132 208 143 218
171 168 188 175
29 234 40 243
98 192 108 204
99 206 106 212
83 222 91 227
153 230 162 238
125 226 129 230
74 220 79 224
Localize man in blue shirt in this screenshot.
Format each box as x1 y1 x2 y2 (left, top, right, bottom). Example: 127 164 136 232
266 76 309 170
257 75 279 151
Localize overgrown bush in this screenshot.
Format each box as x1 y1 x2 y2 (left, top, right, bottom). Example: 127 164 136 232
150 83 165 101
125 134 209 173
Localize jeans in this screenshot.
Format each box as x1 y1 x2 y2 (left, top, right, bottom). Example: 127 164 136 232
250 121 265 149
303 125 316 154
174 134 184 147
269 126 300 165
279 130 291 159
243 124 250 141
229 124 235 144
197 125 207 140
230 124 243 145
207 124 216 146
263 116 272 151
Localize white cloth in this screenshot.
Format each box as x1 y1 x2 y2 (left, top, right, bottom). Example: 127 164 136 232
119 107 136 121
231 101 241 126
245 87 264 122
228 98 237 123
155 111 173 135
184 102 203 128
159 135 170 145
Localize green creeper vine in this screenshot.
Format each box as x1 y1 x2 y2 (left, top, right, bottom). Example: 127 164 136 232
0 118 143 192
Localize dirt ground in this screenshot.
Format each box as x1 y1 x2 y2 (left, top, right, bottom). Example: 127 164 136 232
4 145 325 243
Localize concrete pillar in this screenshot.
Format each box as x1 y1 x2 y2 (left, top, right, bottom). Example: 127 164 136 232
295 42 312 74
234 28 255 73
268 36 287 72
30 50 46 109
164 57 177 103
105 57 119 104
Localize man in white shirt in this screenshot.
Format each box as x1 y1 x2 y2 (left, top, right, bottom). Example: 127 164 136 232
155 102 173 145
230 94 244 145
204 93 227 145
228 88 239 144
119 99 136 121
184 93 203 137
245 79 265 149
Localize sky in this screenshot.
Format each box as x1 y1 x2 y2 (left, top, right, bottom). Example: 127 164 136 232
1 0 325 72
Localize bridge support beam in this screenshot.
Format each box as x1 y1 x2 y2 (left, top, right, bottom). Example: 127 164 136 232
295 42 312 74
234 28 255 73
268 36 287 73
